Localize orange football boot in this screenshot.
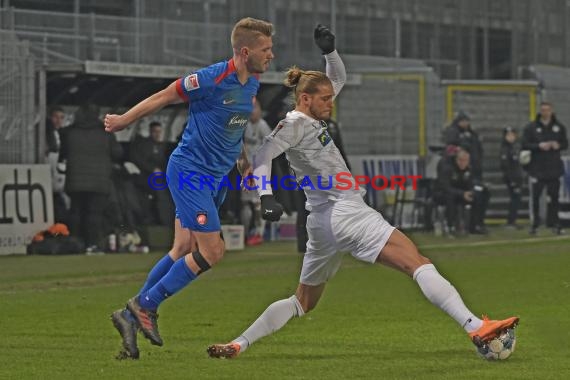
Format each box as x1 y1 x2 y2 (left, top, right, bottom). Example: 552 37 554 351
469 315 519 347
207 342 241 359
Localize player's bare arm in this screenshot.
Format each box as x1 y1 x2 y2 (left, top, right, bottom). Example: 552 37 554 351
104 81 184 133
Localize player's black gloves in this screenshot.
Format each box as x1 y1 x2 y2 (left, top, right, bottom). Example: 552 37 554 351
261 195 284 222
314 24 335 55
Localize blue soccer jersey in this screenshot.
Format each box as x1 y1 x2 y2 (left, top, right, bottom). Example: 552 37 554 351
171 58 259 178
168 59 260 232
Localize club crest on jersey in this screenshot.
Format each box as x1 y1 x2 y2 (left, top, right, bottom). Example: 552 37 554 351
196 211 208 225
317 129 332 146
184 74 200 91
227 113 249 129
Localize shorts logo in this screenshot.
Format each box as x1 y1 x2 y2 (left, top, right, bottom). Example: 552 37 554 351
196 211 208 225
184 74 200 91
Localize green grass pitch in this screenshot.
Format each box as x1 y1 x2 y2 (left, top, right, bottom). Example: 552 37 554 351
1 229 569 379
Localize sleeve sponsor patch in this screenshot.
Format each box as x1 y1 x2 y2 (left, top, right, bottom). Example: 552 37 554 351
184 74 200 91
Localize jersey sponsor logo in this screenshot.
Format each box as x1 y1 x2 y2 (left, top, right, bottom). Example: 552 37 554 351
196 211 208 225
553 125 560 132
317 130 332 146
227 113 249 129
184 74 200 91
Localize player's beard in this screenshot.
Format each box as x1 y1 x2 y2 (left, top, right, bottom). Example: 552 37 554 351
246 56 267 74
310 105 331 120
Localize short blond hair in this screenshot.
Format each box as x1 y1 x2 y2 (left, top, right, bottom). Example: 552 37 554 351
231 17 274 50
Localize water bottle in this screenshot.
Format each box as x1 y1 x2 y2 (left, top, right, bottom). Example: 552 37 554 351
434 220 443 237
108 233 117 252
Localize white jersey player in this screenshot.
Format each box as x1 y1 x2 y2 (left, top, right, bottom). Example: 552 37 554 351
208 24 519 359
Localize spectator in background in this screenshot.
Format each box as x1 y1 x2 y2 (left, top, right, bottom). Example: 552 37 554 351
241 102 272 245
444 111 484 181
46 106 65 154
433 148 489 235
522 101 568 235
129 121 173 226
500 127 524 229
60 104 123 252
45 106 69 224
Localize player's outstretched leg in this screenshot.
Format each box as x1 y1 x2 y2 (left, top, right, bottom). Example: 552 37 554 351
207 286 320 358
111 309 140 359
378 230 519 346
207 295 305 359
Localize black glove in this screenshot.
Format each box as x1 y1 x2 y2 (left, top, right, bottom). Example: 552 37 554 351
314 24 335 55
261 195 284 222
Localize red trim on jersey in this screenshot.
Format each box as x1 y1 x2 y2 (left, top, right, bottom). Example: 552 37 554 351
175 78 189 101
214 58 236 85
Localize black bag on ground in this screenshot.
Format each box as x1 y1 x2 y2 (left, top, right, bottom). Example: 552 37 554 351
27 236 85 255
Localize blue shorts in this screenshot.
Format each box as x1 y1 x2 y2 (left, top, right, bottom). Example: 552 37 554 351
167 158 228 232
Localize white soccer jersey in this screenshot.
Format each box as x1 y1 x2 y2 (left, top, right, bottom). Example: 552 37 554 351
253 51 364 209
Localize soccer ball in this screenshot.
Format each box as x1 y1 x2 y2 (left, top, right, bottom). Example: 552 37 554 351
476 328 517 361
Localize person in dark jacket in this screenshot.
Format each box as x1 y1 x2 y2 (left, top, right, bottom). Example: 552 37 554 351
522 102 568 234
46 106 65 154
500 127 524 228
45 106 69 224
129 121 173 225
60 104 123 251
444 111 484 181
434 149 489 235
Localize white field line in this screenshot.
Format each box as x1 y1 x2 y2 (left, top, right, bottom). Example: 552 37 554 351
419 235 570 250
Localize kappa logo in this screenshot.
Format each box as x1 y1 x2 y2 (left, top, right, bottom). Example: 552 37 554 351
184 74 200 91
196 212 208 225
227 114 249 129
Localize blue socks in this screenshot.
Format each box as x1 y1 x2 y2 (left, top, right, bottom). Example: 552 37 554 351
139 257 197 311
139 254 175 294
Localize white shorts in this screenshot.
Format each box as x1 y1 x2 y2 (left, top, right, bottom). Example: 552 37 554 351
300 195 395 286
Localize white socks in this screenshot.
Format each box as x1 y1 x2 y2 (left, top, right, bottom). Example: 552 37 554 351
232 264 482 354
233 295 305 352
413 264 482 333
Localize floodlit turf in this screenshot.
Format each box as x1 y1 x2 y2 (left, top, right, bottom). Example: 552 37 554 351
1 228 570 379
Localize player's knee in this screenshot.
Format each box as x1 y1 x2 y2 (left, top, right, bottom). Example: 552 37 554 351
202 242 225 266
170 241 192 259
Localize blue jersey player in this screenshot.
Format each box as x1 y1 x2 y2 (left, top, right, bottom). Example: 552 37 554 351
105 17 274 359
